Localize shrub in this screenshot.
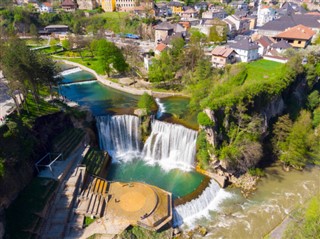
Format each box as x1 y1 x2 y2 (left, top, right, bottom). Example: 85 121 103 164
197 112 215 127
137 93 157 114
248 167 265 177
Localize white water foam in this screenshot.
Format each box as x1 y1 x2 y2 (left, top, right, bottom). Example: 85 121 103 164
60 80 96 86
59 67 82 76
155 98 166 119
142 120 197 171
173 180 233 227
96 115 141 160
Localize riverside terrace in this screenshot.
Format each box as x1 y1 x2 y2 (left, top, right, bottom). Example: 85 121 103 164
38 145 173 238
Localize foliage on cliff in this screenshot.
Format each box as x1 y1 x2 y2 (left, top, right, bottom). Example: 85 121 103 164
284 194 320 239
193 52 320 172
196 131 212 169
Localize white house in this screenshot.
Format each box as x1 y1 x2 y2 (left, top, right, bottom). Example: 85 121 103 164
229 37 260 62
257 6 277 27
39 2 53 13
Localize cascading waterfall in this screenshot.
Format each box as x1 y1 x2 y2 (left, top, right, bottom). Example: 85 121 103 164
173 179 233 227
155 98 166 119
96 115 141 160
142 120 197 171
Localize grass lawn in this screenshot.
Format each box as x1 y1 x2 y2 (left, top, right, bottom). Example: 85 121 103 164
203 59 287 109
54 55 106 75
246 60 283 82
19 94 60 128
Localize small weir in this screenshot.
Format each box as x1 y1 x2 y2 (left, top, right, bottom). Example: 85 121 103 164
59 67 83 76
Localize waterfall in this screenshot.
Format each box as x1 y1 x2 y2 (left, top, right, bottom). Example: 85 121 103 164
173 180 233 227
142 120 197 171
96 115 141 160
155 98 166 119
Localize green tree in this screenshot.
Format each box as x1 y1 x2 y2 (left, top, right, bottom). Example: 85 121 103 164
197 112 215 127
313 106 320 127
284 195 320 239
276 111 315 169
91 39 128 76
61 39 71 50
209 22 227 43
49 38 59 53
137 92 157 114
29 23 37 36
307 90 320 110
148 51 174 82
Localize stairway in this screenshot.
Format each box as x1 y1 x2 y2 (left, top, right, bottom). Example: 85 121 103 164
76 176 108 218
42 166 85 239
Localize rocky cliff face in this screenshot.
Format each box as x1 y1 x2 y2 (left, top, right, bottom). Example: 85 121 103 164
203 108 217 148
0 112 73 209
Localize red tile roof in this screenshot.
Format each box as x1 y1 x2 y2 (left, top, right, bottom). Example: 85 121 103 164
275 24 315 40
43 2 52 7
155 42 168 52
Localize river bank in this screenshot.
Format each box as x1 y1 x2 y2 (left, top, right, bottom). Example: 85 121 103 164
56 59 188 98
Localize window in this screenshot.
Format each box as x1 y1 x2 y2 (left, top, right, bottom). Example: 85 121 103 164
297 40 301 44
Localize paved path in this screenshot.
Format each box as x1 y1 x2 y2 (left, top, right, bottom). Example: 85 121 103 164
56 60 188 98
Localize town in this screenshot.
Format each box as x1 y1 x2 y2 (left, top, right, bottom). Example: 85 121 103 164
0 0 320 239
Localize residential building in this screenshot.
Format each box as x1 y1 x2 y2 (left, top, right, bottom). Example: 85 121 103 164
229 37 259 62
77 0 98 10
202 9 227 20
154 22 174 43
115 0 136 11
181 8 198 19
39 2 53 13
168 1 184 15
223 15 250 36
155 42 168 56
258 14 320 37
269 39 292 53
61 0 77 11
256 35 275 56
273 24 315 48
211 46 236 67
194 2 208 11
100 0 152 12
257 6 277 27
100 0 115 12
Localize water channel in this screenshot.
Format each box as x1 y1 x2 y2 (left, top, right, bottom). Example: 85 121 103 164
59 67 320 238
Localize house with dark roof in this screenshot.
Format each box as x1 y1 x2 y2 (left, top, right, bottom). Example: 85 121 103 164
256 35 275 56
211 46 237 68
154 22 174 43
154 22 185 43
229 37 259 62
195 2 208 11
269 39 292 53
273 24 316 48
202 9 227 20
258 13 320 37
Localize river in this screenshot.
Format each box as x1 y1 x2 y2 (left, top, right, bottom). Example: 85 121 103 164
59 67 320 238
